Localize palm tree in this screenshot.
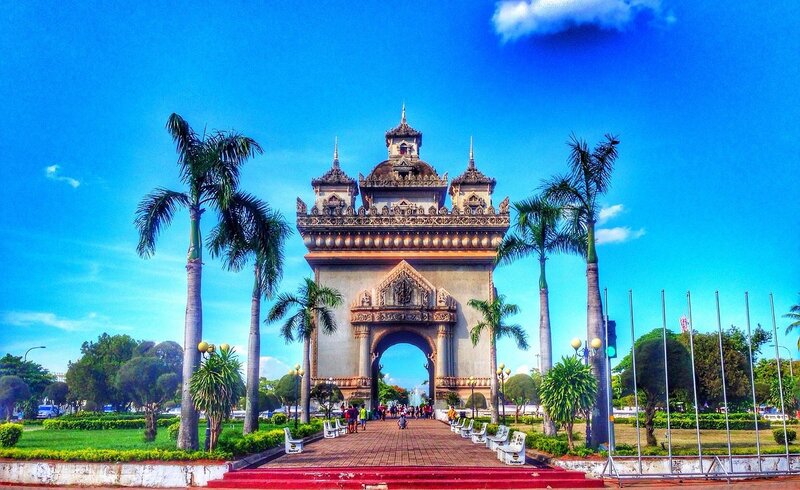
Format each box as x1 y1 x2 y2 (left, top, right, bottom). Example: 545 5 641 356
539 356 597 450
785 294 800 350
496 196 585 435
468 295 529 424
134 113 262 450
207 194 291 434
189 345 245 451
268 278 343 423
543 133 619 448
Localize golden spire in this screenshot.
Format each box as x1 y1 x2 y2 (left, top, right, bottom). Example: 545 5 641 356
333 136 340 169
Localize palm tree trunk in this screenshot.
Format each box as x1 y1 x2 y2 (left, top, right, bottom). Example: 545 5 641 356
490 336 499 424
178 214 202 451
301 336 311 423
586 227 608 448
243 267 261 434
539 257 557 436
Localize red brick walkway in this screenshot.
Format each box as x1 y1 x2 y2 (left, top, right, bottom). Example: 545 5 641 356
262 419 522 468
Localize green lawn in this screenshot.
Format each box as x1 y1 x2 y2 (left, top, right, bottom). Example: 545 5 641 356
510 421 796 455
17 420 254 452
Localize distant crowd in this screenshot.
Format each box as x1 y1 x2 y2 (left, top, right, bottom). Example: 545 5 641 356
340 403 434 433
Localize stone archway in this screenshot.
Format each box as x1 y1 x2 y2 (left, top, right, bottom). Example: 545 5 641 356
370 329 435 404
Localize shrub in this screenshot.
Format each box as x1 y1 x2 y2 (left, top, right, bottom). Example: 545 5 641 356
773 428 797 445
0 423 23 447
0 447 230 462
167 421 180 441
43 418 176 430
271 413 288 425
217 429 245 454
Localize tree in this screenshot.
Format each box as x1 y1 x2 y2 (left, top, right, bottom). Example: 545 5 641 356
543 133 619 448
117 356 180 441
43 382 69 406
0 354 54 419
770 375 800 414
466 392 487 410
540 356 597 450
64 333 139 410
189 346 245 450
145 341 184 374
135 113 262 450
468 295 529 424
496 196 584 435
209 194 290 434
0 376 30 420
268 278 343 423
785 295 800 350
505 374 538 423
310 382 343 419
445 391 461 408
274 374 299 415
619 336 692 446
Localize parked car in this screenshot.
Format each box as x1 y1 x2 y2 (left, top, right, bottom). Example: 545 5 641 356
230 410 246 420
37 405 61 419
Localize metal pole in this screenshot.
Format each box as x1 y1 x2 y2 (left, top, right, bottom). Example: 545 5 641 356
23 346 46 362
715 291 733 473
770 293 790 470
661 290 673 471
294 374 299 430
744 292 763 472
629 290 643 475
604 288 615 452
686 291 703 471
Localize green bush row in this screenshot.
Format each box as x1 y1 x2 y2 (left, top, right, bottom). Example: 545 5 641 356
607 443 799 457
0 447 230 462
43 418 176 430
615 417 770 430
774 428 797 445
0 424 23 448
217 420 323 457
63 412 178 422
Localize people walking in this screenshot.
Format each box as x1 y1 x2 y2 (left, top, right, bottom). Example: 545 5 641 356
398 412 407 429
359 404 368 431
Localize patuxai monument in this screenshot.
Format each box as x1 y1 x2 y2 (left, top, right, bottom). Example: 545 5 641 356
296 108 511 408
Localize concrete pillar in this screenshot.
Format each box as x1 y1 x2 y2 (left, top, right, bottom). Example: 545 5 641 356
357 325 370 378
436 324 449 378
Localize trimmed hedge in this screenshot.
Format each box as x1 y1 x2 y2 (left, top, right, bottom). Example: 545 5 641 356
218 420 323 457
615 413 771 430
0 448 230 462
271 413 288 425
0 423 23 447
773 428 797 445
43 418 176 430
167 421 180 440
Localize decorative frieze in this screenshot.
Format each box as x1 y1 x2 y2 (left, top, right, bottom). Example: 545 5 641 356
435 376 492 388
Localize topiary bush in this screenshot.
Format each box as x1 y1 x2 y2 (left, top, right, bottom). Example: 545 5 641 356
773 428 797 445
271 413 288 425
167 421 180 441
217 428 245 454
0 423 23 447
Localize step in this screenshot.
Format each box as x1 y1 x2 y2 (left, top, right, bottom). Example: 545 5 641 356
222 469 589 481
208 477 605 489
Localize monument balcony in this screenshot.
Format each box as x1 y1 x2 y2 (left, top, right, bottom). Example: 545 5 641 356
436 376 492 388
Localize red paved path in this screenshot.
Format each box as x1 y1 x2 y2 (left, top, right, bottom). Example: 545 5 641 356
261 418 518 468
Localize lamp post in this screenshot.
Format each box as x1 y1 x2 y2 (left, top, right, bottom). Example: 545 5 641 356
497 364 511 426
468 376 477 419
23 346 46 362
197 340 218 451
326 377 335 420
290 364 304 429
771 345 795 379
570 337 602 448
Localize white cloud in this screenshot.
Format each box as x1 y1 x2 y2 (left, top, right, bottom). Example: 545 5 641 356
492 0 664 41
45 165 80 188
259 356 291 379
595 226 646 244
514 364 532 375
3 310 129 332
598 204 624 225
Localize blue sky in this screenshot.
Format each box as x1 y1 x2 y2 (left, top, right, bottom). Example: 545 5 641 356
1 1 798 391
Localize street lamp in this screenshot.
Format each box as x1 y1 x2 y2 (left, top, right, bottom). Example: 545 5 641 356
497 364 511 426
197 340 219 451
290 364 304 429
468 376 477 419
570 337 602 448
325 377 335 420
23 346 46 362
771 345 795 379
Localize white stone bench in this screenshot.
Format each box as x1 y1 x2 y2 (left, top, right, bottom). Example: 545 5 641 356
451 418 466 433
284 427 304 454
497 431 526 465
323 420 338 439
334 419 347 436
459 419 474 438
486 425 509 450
471 422 488 444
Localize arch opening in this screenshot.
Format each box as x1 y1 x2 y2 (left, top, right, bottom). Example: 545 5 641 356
371 330 434 405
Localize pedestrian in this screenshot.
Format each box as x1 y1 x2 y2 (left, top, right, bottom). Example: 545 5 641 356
359 404 368 431
398 412 407 429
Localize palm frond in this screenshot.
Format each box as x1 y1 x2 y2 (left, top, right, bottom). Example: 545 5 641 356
134 188 190 258
267 293 302 323
470 322 487 346
317 307 338 335
495 233 538 265
549 228 587 258
498 323 529 350
280 310 306 343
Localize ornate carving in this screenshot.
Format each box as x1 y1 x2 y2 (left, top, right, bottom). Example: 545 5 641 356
359 290 371 307
296 197 307 214
393 277 413 305
499 196 510 214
